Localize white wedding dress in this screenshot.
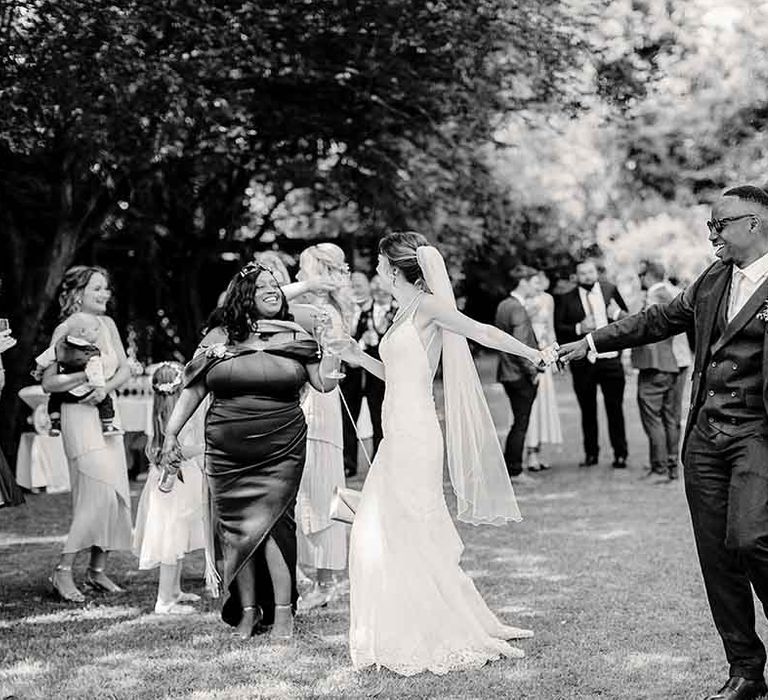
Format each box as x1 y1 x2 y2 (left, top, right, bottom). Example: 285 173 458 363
348 297 530 676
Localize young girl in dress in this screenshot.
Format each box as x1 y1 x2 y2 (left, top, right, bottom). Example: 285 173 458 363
133 362 209 614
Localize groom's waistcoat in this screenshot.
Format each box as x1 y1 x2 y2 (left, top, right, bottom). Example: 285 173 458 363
696 309 767 435
690 268 768 439
591 261 768 450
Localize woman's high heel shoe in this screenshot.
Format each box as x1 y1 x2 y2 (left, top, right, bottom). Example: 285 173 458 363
84 568 125 594
235 605 264 640
49 565 85 603
271 604 294 639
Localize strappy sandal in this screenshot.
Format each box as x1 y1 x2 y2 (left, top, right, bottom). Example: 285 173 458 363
49 565 85 603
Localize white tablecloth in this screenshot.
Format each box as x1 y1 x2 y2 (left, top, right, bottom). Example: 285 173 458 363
19 381 153 434
15 433 71 493
116 396 153 434
16 379 153 493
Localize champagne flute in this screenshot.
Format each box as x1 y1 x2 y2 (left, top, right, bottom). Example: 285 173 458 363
320 327 350 380
311 310 332 343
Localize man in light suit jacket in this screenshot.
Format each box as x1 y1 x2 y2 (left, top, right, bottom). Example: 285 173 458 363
554 259 629 468
495 265 540 481
558 186 768 700
633 259 692 481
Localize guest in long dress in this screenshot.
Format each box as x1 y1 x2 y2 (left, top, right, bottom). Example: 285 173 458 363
293 243 354 610
160 264 340 639
42 266 132 602
524 271 563 471
0 327 25 508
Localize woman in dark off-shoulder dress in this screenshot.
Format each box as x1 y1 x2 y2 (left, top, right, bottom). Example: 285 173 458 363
160 263 340 639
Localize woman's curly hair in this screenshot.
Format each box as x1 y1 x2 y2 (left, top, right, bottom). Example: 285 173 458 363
220 265 291 342
58 266 112 320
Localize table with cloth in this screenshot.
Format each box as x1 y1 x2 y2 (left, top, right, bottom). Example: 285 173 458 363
15 377 153 492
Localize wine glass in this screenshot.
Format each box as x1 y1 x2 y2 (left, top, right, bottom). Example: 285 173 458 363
0 318 9 333
320 328 350 380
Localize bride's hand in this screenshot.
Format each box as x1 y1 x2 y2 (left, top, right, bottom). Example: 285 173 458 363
537 344 560 371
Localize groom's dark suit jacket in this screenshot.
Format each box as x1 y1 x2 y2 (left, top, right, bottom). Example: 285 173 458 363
590 260 768 452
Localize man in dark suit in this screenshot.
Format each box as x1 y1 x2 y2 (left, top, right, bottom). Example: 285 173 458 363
558 185 768 700
495 265 540 481
554 259 629 468
341 273 396 477
633 259 691 481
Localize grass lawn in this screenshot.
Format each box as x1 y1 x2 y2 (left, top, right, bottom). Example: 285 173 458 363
1 362 764 699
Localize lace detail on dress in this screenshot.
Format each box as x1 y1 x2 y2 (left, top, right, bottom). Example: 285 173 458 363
353 639 525 677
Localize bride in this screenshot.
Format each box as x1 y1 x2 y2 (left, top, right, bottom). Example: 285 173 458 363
340 232 552 676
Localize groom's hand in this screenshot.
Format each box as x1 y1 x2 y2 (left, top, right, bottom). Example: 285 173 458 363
557 339 589 364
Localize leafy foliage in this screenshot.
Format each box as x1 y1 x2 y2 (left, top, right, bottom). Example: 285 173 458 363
0 0 596 450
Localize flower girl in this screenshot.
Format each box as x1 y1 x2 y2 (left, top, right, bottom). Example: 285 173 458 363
133 362 209 615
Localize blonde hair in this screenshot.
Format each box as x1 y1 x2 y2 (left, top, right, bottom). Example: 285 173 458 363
299 243 355 330
146 361 185 466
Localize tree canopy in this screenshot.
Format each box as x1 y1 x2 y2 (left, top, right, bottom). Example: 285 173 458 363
0 0 597 450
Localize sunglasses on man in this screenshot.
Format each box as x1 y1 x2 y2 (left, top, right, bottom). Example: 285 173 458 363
706 214 755 234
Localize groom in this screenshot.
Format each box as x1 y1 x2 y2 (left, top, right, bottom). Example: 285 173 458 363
558 185 768 700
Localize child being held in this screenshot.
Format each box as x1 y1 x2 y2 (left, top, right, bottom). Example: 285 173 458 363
34 312 120 437
133 361 216 615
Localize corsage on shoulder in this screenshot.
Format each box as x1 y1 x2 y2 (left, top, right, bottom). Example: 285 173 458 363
206 343 231 359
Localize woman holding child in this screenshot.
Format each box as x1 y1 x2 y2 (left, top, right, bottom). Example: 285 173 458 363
42 266 132 602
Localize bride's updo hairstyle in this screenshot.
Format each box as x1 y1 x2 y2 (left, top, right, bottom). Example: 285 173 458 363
379 231 431 290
